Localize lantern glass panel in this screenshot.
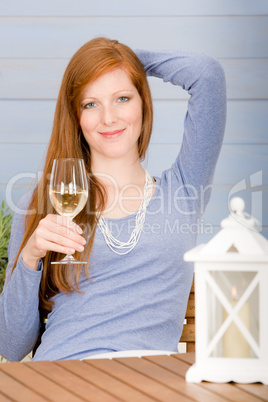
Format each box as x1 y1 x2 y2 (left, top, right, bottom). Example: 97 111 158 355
206 271 259 358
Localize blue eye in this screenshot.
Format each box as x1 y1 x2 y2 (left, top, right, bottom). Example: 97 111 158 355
85 102 96 109
118 96 129 103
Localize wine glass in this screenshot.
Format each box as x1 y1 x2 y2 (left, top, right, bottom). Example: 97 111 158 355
49 158 88 264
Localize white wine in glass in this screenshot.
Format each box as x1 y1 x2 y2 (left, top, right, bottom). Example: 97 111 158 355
49 158 88 264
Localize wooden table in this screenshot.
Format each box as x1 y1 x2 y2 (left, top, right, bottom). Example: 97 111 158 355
0 352 267 401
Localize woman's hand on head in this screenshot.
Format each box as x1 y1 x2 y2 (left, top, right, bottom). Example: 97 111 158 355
21 214 86 270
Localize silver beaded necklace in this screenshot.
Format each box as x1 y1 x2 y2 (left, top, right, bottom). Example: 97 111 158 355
97 170 154 255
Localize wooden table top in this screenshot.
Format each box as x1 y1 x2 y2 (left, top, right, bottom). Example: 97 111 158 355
0 352 267 402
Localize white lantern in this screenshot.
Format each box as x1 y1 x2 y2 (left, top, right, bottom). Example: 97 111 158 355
184 197 268 384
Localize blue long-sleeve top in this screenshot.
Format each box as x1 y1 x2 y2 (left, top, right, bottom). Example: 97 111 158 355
0 49 226 361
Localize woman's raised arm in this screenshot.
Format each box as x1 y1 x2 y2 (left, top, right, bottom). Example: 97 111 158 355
136 48 227 213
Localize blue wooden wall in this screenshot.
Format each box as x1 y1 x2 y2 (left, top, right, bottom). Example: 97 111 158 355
0 1 267 243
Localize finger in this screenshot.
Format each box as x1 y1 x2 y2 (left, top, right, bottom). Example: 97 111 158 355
48 223 86 245
47 232 85 252
53 225 86 245
35 227 85 252
39 239 77 255
46 214 83 234
40 216 85 242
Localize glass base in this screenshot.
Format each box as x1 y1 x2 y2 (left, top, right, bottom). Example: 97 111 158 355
51 254 87 265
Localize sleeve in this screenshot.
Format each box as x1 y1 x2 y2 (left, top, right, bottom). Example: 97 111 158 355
0 193 43 361
135 49 227 213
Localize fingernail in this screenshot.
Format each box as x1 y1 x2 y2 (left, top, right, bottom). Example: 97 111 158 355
69 248 75 254
78 245 84 252
81 238 86 245
77 226 83 234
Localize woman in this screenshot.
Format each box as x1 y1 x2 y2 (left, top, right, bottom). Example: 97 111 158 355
0 37 226 361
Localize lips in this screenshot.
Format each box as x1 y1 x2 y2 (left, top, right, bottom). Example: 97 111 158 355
99 129 125 139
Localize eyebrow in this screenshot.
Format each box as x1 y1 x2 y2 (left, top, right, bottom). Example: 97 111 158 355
113 89 135 95
80 89 135 101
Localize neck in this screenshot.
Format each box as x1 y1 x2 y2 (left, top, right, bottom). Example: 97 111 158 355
91 155 146 190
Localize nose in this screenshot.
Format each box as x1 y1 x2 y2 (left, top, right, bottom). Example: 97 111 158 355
101 105 117 126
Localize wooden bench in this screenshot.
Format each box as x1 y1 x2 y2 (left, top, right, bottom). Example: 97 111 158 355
179 277 195 352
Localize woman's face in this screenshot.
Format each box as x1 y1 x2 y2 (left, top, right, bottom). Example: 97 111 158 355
79 67 143 165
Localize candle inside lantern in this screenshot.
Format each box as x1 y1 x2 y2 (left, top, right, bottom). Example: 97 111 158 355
222 286 250 358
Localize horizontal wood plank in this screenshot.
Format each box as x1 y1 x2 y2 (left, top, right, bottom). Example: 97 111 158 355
146 354 194 376
153 99 268 143
0 59 65 100
201 382 264 402
1 0 268 16
56 360 156 402
0 17 267 58
173 352 195 365
0 144 47 183
56 360 157 402
0 100 55 143
86 358 190 402
185 299 195 318
235 383 268 401
117 357 226 402
0 144 267 185
1 143 267 188
1 355 267 402
1 100 267 145
144 144 268 186
0 391 13 401
26 361 119 402
180 324 195 342
0 59 267 100
145 355 264 402
1 362 82 402
0 369 46 402
224 100 268 144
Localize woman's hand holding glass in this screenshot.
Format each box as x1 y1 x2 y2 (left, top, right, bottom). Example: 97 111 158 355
21 158 88 270
21 214 86 271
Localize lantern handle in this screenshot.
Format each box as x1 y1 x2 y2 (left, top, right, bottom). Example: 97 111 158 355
222 197 261 231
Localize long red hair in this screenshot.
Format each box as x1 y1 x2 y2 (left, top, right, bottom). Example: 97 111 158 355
12 37 153 322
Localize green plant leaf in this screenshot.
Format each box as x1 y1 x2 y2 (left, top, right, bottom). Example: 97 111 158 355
0 201 13 293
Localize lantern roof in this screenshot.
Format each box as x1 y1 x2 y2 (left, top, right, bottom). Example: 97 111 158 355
184 197 268 262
